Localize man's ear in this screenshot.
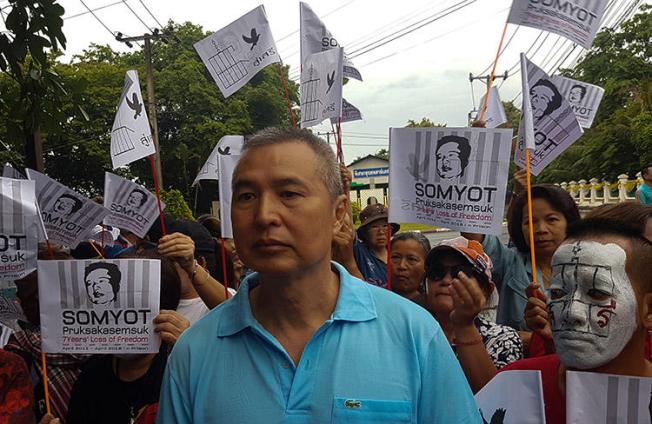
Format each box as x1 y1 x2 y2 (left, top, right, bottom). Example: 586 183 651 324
333 194 348 233
641 293 652 330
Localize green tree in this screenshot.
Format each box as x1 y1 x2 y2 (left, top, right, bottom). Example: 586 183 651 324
537 6 652 183
406 117 446 128
375 148 388 160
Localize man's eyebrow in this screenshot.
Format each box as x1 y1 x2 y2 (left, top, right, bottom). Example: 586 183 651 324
271 177 309 189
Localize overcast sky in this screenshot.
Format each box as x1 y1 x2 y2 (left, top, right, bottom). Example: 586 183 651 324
1 0 648 163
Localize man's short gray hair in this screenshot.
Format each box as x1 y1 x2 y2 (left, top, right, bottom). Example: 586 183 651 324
236 127 344 200
391 232 432 258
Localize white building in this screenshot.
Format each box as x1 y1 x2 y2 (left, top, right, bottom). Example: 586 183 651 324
346 155 389 207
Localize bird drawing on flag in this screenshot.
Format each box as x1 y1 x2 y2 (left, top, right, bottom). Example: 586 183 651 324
480 408 506 424
126 92 143 119
326 70 336 94
218 146 231 155
242 28 260 50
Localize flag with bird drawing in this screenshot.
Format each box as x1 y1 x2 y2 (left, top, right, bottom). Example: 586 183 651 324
332 98 362 124
194 5 281 98
479 87 507 128
193 135 245 186
110 70 156 169
300 48 343 128
300 2 362 81
475 371 546 424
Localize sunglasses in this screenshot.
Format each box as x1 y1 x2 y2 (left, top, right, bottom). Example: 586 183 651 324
426 263 477 281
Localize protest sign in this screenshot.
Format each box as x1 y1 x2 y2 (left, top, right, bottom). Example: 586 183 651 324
301 48 344 128
103 172 165 238
110 70 156 168
193 135 245 185
300 2 362 81
514 55 583 175
2 164 48 242
3 163 24 180
389 127 513 235
0 293 27 331
475 371 546 424
26 169 110 249
567 371 652 424
39 259 161 354
332 98 362 124
217 153 240 239
507 0 609 49
551 75 604 128
194 6 280 98
479 86 507 128
0 178 39 280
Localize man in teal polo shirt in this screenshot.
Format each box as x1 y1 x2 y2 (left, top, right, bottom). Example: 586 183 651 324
637 164 652 205
158 128 480 423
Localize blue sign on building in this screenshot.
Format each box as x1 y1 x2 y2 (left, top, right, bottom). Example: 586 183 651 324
353 167 390 178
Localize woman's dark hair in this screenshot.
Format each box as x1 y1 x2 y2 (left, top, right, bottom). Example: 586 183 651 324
507 184 580 253
197 214 221 238
116 250 181 311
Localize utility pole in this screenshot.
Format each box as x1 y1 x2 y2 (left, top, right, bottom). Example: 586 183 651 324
468 71 509 124
116 30 168 187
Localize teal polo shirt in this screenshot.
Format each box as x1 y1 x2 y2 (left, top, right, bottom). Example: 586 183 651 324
157 262 480 423
639 184 652 205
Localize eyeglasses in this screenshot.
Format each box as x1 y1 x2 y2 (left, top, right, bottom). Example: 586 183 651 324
426 263 476 281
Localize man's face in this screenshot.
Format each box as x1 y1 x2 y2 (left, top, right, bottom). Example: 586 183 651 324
435 142 463 179
85 268 116 305
53 197 76 215
231 142 345 277
530 84 556 120
568 87 584 104
548 240 638 370
127 191 144 208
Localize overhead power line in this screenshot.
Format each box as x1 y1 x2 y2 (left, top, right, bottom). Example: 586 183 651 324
65 1 122 20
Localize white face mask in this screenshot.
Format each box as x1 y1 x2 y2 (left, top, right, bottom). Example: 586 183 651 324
548 241 638 370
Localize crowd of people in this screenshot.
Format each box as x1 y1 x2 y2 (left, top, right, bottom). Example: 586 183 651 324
1 127 651 423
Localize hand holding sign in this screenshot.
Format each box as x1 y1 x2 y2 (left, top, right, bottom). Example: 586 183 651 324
154 309 190 345
524 283 552 341
158 233 196 276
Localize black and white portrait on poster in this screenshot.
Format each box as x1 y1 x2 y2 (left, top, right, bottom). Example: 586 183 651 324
514 55 584 176
389 127 513 235
566 371 652 424
26 169 110 249
474 371 546 424
38 259 161 354
551 75 605 128
0 177 39 280
507 0 609 49
103 172 165 238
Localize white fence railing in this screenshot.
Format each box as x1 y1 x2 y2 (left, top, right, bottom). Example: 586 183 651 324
556 173 643 207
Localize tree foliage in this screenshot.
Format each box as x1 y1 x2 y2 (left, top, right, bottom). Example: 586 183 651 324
406 117 446 128
537 6 652 183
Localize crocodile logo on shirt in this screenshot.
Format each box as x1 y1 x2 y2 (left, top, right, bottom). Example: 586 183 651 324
344 399 361 409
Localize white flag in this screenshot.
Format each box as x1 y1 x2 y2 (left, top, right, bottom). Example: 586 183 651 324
475 371 546 424
194 6 280 99
300 2 362 81
551 75 604 128
331 98 362 124
514 54 583 175
2 164 48 242
26 169 110 249
110 70 156 169
567 371 652 424
193 135 245 186
301 48 344 129
0 177 39 280
103 172 165 238
39 259 161 354
479 87 507 128
218 153 240 239
507 0 609 49
388 127 513 235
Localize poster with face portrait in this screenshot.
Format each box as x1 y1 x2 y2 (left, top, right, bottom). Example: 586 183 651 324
0 178 39 280
507 0 609 50
38 259 161 354
26 169 110 249
514 55 584 175
103 172 165 238
389 127 513 235
567 371 652 424
475 371 546 424
551 75 604 128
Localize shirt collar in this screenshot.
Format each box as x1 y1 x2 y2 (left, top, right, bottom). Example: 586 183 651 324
216 262 377 338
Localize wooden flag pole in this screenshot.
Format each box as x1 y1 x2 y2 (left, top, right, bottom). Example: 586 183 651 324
149 155 167 236
478 21 509 123
219 238 230 299
524 149 538 283
277 63 297 129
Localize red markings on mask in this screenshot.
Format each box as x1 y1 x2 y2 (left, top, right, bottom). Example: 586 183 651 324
596 299 616 328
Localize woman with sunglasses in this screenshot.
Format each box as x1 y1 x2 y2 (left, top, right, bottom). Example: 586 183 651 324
425 237 523 392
